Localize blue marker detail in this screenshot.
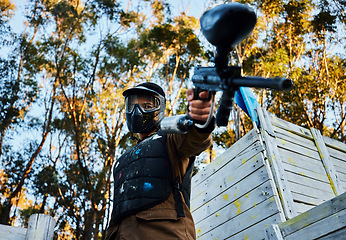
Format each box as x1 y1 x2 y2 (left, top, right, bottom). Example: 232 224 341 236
143 182 153 191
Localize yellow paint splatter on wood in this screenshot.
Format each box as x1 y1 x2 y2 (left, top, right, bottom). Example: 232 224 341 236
244 234 249 240
223 194 229 200
216 212 219 217
288 157 296 166
245 193 249 197
270 197 275 202
197 228 201 234
281 139 286 145
235 200 241 214
326 172 338 195
242 158 247 164
229 176 233 181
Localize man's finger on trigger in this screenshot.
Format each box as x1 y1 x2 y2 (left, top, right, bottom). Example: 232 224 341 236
199 90 210 99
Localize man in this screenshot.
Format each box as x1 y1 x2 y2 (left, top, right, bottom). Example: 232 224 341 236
106 82 214 240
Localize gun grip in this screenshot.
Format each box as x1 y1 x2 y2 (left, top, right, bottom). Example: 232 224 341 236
189 88 214 126
193 88 213 101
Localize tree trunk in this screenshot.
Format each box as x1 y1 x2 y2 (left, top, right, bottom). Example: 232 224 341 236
0 127 5 156
0 201 12 225
83 209 96 240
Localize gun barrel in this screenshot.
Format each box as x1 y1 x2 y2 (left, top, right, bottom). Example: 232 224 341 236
192 73 293 91
232 76 293 91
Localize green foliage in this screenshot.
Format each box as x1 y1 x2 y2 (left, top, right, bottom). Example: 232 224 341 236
212 130 236 149
0 57 39 139
0 0 15 23
240 0 346 143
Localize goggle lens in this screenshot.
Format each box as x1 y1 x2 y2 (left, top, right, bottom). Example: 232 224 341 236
125 94 160 113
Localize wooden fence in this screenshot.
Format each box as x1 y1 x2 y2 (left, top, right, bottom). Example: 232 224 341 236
266 191 346 239
0 214 55 240
191 107 346 239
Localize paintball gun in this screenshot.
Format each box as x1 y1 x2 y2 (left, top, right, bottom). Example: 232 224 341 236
161 3 293 133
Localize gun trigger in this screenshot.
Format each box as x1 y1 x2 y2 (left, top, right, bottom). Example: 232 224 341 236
193 88 212 102
193 88 201 100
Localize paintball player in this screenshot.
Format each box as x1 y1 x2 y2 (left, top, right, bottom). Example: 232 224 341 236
105 82 214 240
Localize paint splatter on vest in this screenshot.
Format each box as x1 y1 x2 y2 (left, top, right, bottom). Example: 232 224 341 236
112 131 174 224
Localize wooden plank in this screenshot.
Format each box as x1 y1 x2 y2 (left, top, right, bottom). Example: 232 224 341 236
257 107 297 219
332 163 346 179
335 172 346 184
318 226 346 240
276 137 321 161
196 196 281 239
279 192 346 237
293 201 315 215
284 208 346 240
191 151 264 212
194 177 275 237
326 146 346 164
327 146 346 193
261 107 276 137
280 149 329 180
26 214 55 240
311 128 342 196
191 142 264 202
265 224 284 240
335 174 346 192
192 129 260 188
260 142 288 224
228 214 283 240
0 225 26 240
323 135 346 153
269 115 313 139
330 156 346 193
335 170 346 184
287 181 335 202
282 161 329 184
328 150 346 192
334 168 346 181
285 171 334 194
339 180 346 193
193 172 273 225
191 142 263 200
291 192 322 207
272 125 317 152
331 156 346 172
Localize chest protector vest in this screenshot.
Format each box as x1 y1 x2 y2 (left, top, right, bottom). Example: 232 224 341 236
112 131 192 224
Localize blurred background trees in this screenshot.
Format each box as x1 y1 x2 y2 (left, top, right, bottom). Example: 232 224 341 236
0 0 344 239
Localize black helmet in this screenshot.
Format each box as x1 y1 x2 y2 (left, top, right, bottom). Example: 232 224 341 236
123 82 166 133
